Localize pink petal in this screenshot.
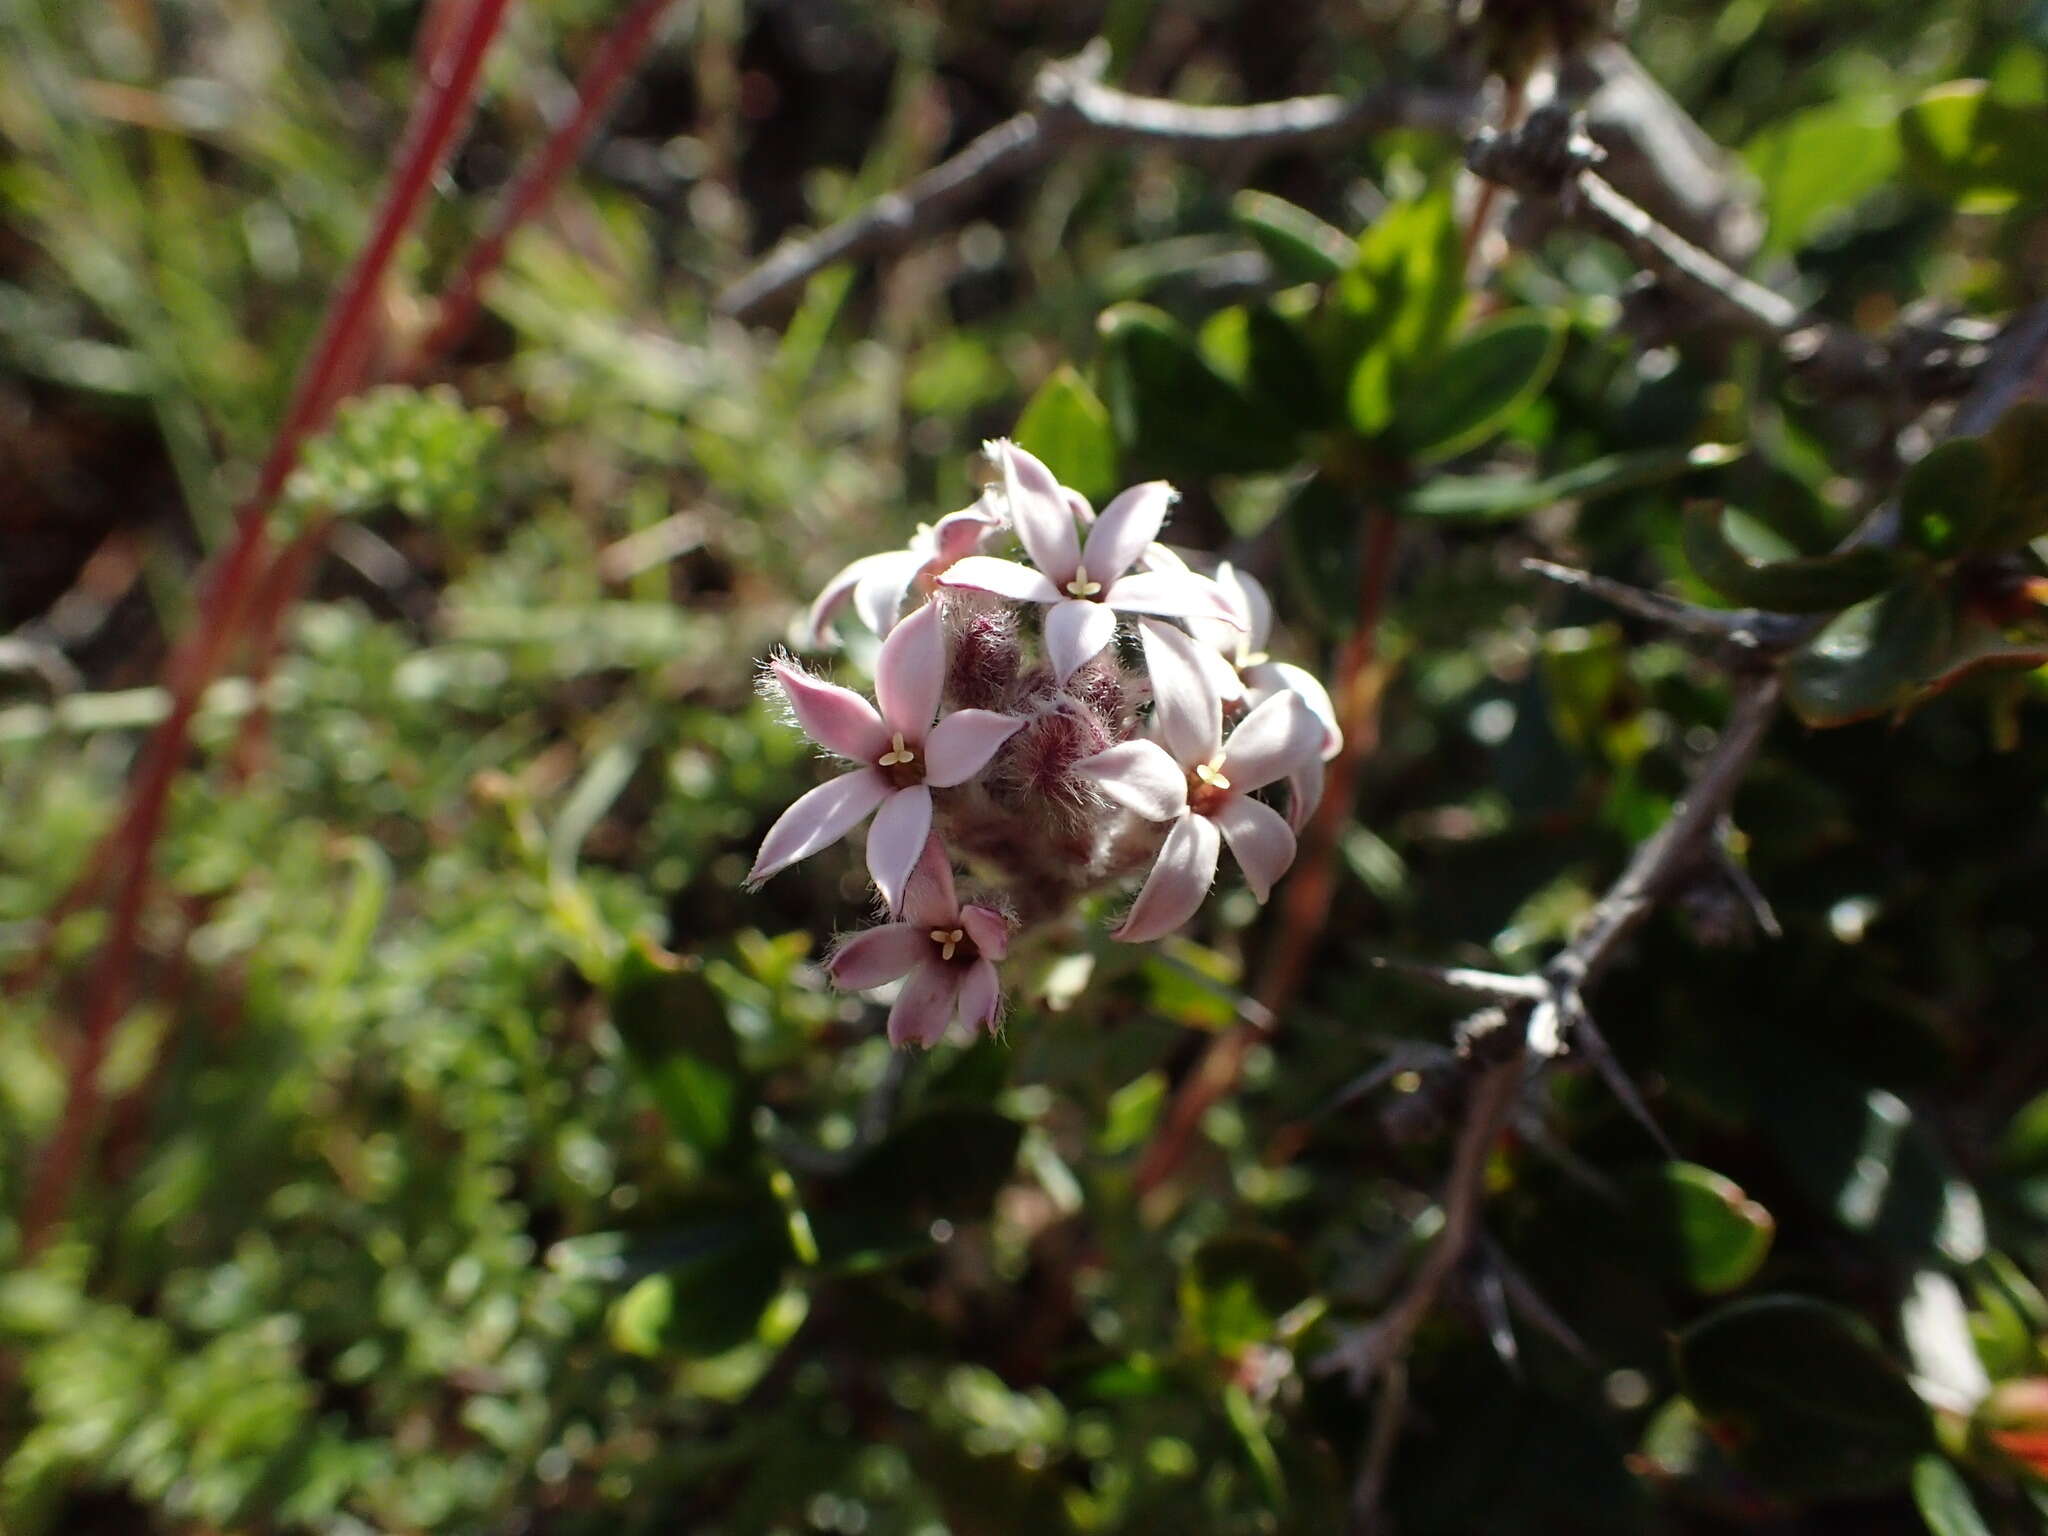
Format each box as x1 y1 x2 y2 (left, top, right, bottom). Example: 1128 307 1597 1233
887 960 961 1048
1215 562 1274 651
924 708 1024 787
1249 660 1343 760
960 904 1009 962
1220 689 1325 794
901 834 960 929
1081 481 1175 583
866 784 933 914
993 439 1079 583
828 923 927 990
1063 488 1096 526
926 499 1005 565
771 659 888 761
1044 598 1119 686
1190 638 1247 703
746 768 889 886
854 557 919 637
954 957 1003 1033
1103 569 1245 628
1138 541 1189 573
1137 620 1222 768
937 555 1062 606
1284 757 1325 834
1071 739 1189 821
1210 792 1297 902
874 601 944 739
806 551 914 646
1113 811 1221 944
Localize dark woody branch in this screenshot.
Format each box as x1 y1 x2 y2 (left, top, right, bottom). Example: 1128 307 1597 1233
716 49 1472 322
1467 104 1989 400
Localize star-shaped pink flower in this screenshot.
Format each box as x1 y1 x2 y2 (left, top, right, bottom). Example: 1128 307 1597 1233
1073 619 1324 942
804 493 1005 646
826 836 1010 1048
748 602 1024 912
936 441 1242 685
1186 561 1344 831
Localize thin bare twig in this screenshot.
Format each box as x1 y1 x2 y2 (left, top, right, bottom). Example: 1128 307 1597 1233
1467 106 1900 395
716 51 1472 321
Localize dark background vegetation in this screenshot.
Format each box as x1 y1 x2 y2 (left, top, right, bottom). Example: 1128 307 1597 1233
4 0 2048 1531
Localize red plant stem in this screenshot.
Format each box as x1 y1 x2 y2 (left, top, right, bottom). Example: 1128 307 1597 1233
1133 507 1402 1199
15 0 515 1255
228 522 331 781
403 0 688 377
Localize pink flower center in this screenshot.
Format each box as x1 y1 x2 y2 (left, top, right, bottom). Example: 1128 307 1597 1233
927 926 975 964
876 731 925 789
1189 757 1231 816
1063 563 1104 600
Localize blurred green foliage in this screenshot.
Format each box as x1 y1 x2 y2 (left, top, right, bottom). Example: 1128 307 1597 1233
3 0 2048 1532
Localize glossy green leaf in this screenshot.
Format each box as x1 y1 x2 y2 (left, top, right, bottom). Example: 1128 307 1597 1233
807 1108 1022 1269
1744 99 1901 251
1015 363 1118 503
1761 1065 1985 1262
1201 296 1340 431
1232 188 1351 282
1683 502 1909 612
1405 441 1743 520
1900 438 1997 558
609 937 751 1167
1901 80 2048 212
1098 302 1297 476
1784 580 1955 727
606 1198 790 1358
1676 1295 1933 1495
1394 310 1565 463
1913 1456 1994 1536
1324 187 1464 426
1642 1162 1775 1294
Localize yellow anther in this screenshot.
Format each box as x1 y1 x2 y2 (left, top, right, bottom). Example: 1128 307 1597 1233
1194 759 1231 791
930 927 965 961
878 732 917 767
1238 649 1270 669
1064 564 1104 599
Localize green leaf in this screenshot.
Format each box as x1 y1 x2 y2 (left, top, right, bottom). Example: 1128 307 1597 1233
1744 99 1901 252
1975 400 2048 550
1641 1163 1775 1294
1231 189 1352 282
1098 302 1297 476
1393 309 1565 463
1180 1233 1313 1355
1683 502 1909 612
608 936 752 1167
1282 473 1367 627
1199 296 1340 431
1900 438 1998 559
1761 1066 1985 1263
1322 187 1464 429
1783 580 1955 727
1405 442 1743 520
605 1198 791 1358
1901 80 2048 213
1913 1457 1994 1536
1676 1296 1933 1496
1015 364 1118 504
807 1109 1022 1270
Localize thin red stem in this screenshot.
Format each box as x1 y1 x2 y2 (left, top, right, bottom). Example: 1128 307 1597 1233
404 0 687 378
1134 506 1402 1198
16 0 515 1254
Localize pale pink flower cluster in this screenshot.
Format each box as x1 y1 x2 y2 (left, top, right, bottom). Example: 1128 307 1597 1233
749 441 1342 1048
